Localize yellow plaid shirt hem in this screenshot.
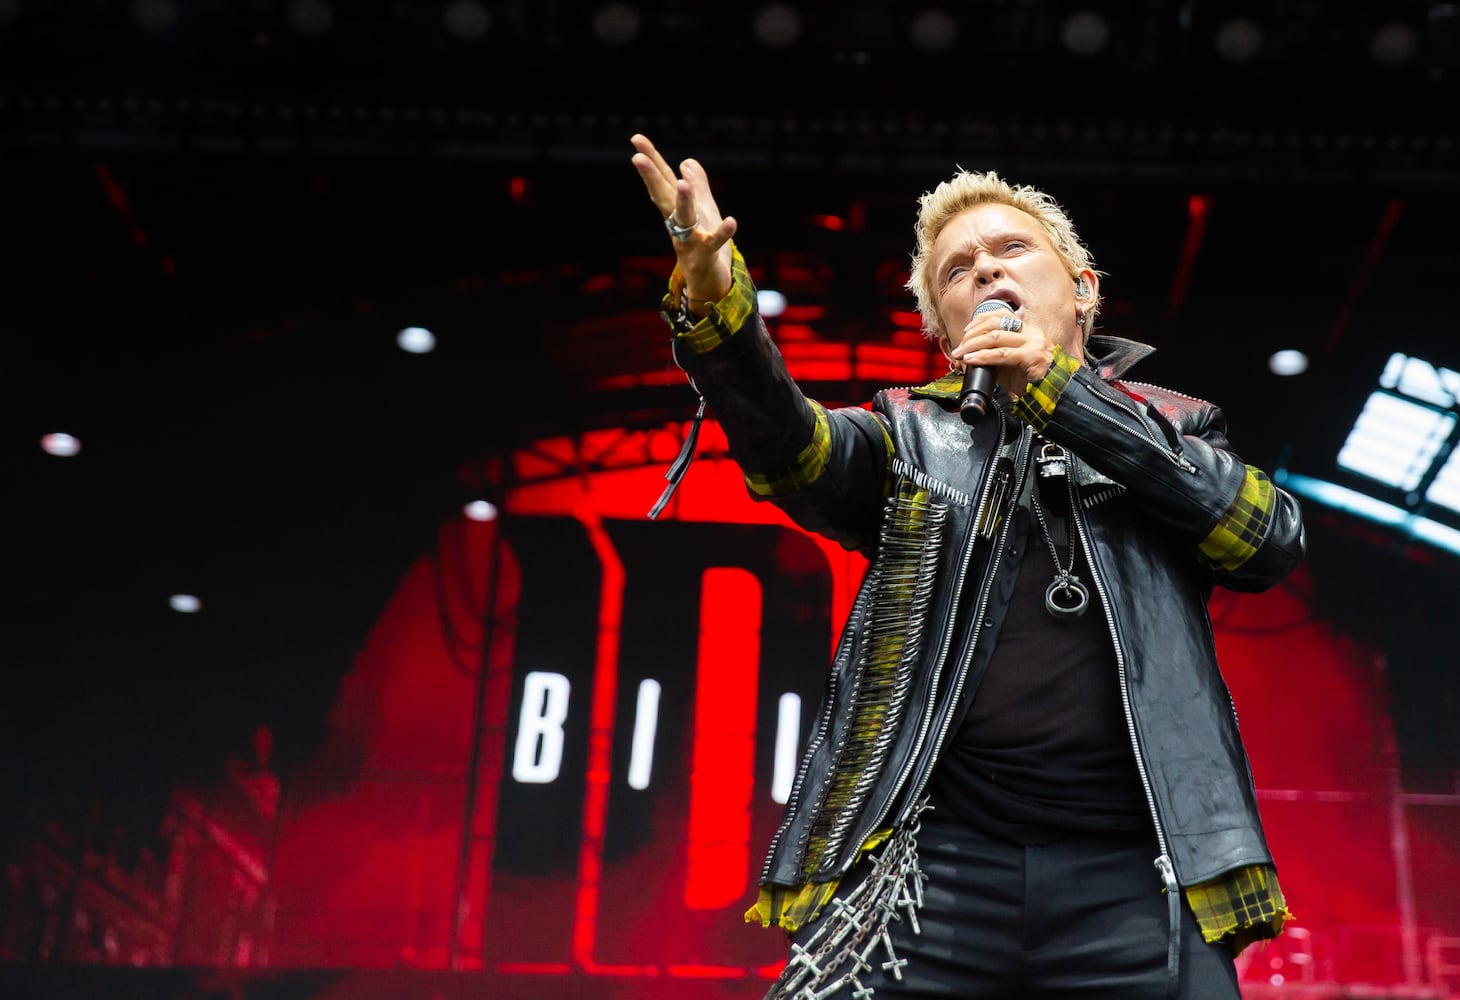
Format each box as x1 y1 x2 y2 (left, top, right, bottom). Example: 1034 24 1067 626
749 850 1288 953
1196 466 1276 572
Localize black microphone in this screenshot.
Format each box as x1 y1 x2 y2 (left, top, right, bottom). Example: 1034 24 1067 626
958 298 1012 424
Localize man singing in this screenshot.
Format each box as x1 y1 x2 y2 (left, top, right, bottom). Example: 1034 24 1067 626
630 132 1305 998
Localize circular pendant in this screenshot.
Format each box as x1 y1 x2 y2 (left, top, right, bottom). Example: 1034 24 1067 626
1045 574 1090 619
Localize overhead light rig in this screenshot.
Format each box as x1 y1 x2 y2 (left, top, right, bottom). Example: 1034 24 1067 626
0 2 1454 179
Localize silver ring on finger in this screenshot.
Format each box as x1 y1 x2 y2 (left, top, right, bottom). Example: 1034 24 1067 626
665 214 698 242
999 314 1023 332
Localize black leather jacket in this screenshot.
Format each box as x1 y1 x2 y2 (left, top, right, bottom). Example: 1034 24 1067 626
673 304 1306 908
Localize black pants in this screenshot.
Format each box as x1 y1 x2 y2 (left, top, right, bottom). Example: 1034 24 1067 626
787 813 1242 999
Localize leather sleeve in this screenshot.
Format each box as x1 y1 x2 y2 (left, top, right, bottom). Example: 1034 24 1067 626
1028 360 1306 592
672 312 892 555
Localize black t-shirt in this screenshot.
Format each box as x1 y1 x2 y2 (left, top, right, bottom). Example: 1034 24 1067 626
929 475 1151 843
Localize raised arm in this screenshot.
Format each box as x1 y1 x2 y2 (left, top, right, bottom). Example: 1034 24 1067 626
629 135 892 551
629 133 737 314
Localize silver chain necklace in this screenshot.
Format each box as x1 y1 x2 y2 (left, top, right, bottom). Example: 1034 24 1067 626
1031 440 1090 620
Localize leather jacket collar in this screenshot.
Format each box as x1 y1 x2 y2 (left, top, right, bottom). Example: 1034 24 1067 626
1086 334 1156 380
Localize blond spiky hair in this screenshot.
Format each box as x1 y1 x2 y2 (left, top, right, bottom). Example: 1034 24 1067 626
906 169 1102 345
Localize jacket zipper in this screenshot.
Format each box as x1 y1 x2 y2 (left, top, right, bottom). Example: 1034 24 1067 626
1091 378 1251 760
1073 392 1199 474
875 416 1033 837
760 383 950 880
1065 456 1177 894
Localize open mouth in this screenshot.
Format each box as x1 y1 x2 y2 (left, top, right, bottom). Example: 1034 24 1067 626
981 292 1022 312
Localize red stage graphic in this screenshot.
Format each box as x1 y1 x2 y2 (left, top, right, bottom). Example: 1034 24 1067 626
263 421 1460 996
6 420 1460 998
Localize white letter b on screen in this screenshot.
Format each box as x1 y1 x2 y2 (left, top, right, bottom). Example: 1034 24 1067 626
512 671 571 783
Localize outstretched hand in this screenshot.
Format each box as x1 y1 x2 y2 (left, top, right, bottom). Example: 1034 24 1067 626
629 133 737 309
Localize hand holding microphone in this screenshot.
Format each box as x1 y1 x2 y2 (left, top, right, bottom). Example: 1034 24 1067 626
958 299 1017 424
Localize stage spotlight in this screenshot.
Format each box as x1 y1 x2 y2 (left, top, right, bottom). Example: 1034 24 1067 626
1379 350 1460 407
908 7 958 52
1213 17 1263 62
443 0 491 42
286 0 333 36
1337 392 1452 491
1268 349 1309 376
40 432 82 457
397 326 436 354
1426 450 1460 516
1337 353 1460 493
464 500 499 522
1060 9 1110 56
753 3 802 47
1277 352 1460 557
1371 21 1419 67
757 289 788 318
169 594 202 614
592 2 641 45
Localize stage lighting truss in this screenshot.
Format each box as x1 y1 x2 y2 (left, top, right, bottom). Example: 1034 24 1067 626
1338 353 1460 513
1279 352 1460 558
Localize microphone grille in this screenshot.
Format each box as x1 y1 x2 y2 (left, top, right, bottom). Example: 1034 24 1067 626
971 298 1015 317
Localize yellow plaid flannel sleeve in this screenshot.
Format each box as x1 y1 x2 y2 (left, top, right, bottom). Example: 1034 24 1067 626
1186 863 1291 953
660 242 756 353
1010 345 1080 432
1196 466 1277 572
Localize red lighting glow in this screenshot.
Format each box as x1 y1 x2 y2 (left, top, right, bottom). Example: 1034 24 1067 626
1322 198 1404 357
1166 193 1210 319
213 415 1458 995
684 567 761 910
571 510 629 973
